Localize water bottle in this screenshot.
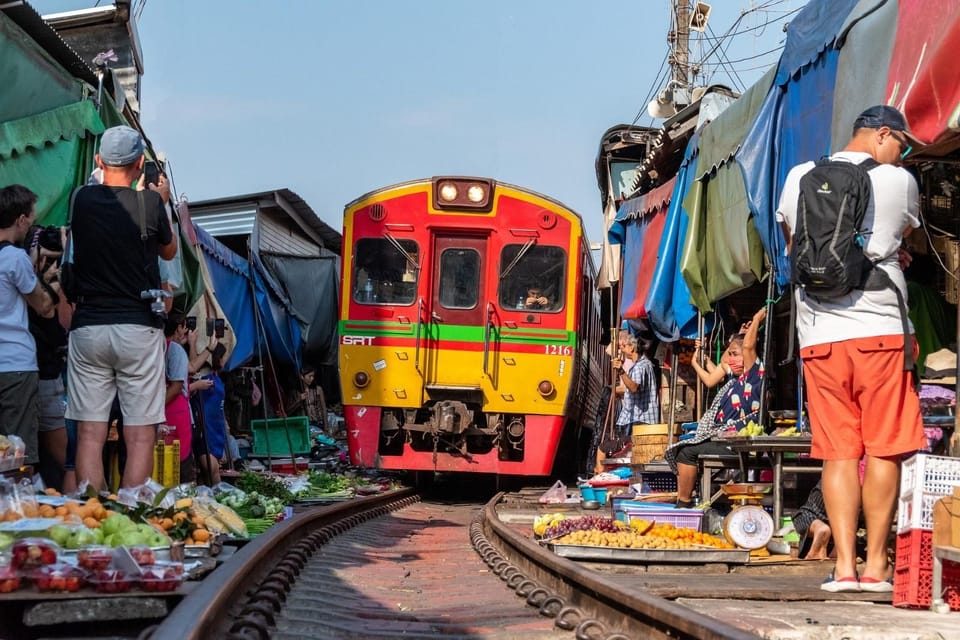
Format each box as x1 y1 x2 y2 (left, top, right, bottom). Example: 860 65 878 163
363 279 373 302
517 295 525 310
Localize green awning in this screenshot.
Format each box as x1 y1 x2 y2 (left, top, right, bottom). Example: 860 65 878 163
695 66 776 181
0 100 104 225
680 161 765 312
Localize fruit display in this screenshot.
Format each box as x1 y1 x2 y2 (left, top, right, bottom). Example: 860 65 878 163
139 563 184 592
0 564 21 593
127 545 156 566
10 538 58 569
543 517 736 551
532 513 566 536
77 546 114 571
542 515 626 539
87 569 137 594
31 563 85 592
736 421 764 437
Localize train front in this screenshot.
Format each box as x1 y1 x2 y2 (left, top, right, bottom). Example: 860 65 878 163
339 177 594 475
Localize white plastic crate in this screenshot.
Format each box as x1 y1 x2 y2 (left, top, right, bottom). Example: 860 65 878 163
897 453 960 533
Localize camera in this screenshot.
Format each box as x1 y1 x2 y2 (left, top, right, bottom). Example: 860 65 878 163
29 225 64 254
140 289 172 319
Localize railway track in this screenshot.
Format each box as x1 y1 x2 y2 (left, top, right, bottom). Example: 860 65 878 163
149 488 757 640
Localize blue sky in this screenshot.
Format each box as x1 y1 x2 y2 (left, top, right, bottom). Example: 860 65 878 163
33 0 802 244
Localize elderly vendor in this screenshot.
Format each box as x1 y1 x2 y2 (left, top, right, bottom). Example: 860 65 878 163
665 307 766 507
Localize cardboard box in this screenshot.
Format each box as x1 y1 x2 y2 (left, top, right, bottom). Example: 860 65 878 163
932 487 960 549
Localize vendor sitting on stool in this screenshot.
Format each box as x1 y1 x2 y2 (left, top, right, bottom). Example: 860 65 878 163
665 307 766 507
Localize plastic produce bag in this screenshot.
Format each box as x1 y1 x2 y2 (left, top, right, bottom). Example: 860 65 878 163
538 480 567 504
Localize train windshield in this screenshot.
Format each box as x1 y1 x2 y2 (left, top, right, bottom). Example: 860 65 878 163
498 244 566 312
352 238 419 305
438 248 481 309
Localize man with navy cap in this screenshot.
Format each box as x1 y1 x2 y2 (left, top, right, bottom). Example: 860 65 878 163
65 125 177 490
777 105 925 594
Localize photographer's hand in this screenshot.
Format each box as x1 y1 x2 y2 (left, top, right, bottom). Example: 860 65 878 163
149 174 171 204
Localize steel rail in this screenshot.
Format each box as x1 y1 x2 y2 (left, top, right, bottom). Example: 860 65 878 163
150 487 757 640
148 488 418 640
482 494 759 640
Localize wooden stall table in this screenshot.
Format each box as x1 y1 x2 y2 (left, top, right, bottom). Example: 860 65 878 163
725 436 819 525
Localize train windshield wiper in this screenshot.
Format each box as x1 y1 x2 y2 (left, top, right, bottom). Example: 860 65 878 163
383 231 419 271
499 238 536 280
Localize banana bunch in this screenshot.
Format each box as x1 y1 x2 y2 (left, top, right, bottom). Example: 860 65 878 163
775 426 804 437
533 513 566 536
737 420 764 437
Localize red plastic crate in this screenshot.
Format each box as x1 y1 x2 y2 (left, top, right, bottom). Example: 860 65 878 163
268 461 309 475
893 529 960 610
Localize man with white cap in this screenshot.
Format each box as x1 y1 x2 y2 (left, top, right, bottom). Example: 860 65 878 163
66 125 177 489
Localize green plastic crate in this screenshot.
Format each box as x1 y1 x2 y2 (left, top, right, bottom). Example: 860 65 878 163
251 417 312 456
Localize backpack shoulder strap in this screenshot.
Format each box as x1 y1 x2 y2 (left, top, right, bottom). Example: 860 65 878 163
858 157 881 172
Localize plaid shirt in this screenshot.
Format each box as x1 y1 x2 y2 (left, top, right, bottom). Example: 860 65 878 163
616 355 659 431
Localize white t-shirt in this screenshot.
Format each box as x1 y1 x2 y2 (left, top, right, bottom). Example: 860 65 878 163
776 151 919 348
0 244 38 372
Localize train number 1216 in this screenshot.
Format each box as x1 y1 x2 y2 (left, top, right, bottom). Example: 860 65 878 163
544 345 572 356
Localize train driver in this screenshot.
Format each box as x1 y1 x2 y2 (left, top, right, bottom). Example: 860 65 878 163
524 286 551 310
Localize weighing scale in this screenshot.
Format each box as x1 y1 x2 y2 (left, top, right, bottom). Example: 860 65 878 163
721 483 775 550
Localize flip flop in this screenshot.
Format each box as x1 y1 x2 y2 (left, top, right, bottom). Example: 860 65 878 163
858 576 894 593
821 571 861 593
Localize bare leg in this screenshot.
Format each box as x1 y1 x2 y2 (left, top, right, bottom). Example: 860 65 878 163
804 519 832 560
860 454 899 582
76 421 108 490
121 425 157 488
822 458 861 579
199 455 221 485
677 463 698 503
62 470 77 494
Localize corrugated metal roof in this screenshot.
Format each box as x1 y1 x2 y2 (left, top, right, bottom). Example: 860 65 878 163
0 1 97 86
188 188 341 254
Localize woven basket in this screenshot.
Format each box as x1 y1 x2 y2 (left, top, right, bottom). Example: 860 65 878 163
631 424 681 464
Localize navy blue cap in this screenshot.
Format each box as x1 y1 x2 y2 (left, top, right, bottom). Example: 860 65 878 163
98 125 145 166
853 105 922 144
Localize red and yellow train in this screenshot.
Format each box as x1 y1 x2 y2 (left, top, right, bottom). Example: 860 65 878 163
339 176 607 477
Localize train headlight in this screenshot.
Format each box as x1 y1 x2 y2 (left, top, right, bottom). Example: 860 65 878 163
537 380 555 397
466 184 485 203
439 182 458 202
353 371 370 388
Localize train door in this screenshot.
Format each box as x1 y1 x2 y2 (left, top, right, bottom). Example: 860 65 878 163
425 234 488 391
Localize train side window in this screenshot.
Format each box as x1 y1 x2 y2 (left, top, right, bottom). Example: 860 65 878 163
353 238 419 305
498 244 566 312
438 248 480 309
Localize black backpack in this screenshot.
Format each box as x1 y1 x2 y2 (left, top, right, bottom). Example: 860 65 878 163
788 157 914 371
791 157 879 297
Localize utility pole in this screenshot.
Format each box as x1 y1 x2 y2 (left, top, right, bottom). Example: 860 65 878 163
672 0 690 90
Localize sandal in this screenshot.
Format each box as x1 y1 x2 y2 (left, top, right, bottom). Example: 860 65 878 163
821 570 861 593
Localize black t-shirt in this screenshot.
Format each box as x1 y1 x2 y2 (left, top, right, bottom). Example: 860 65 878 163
70 185 172 328
28 308 67 380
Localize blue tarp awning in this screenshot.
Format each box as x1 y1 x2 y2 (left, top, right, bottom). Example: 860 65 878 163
645 131 712 341
195 227 301 370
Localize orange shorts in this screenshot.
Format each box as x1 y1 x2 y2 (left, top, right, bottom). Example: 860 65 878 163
801 334 924 460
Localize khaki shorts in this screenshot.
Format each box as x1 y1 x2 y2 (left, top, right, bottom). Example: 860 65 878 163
66 324 166 425
38 377 66 432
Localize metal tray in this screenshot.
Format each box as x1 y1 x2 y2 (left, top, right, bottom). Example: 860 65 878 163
545 542 750 564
